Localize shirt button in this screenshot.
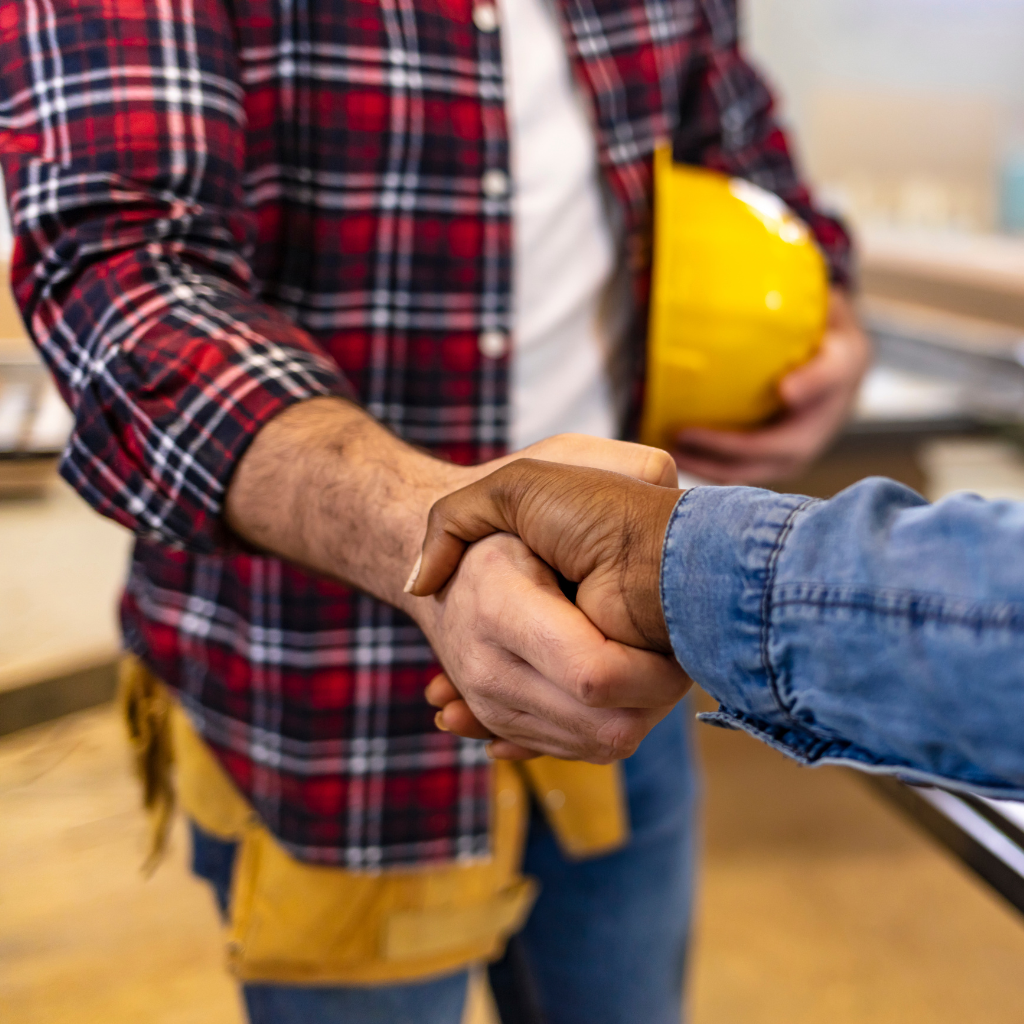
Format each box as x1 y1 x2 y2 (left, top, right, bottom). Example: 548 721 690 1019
478 330 508 359
472 2 500 32
481 168 509 198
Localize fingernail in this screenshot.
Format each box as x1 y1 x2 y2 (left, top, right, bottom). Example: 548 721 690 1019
403 553 422 594
434 710 449 733
484 742 496 759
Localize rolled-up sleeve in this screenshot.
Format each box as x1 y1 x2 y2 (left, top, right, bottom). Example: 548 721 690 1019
0 0 351 551
662 480 1024 800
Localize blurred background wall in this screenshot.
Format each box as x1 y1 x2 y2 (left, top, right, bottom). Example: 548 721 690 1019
745 0 1024 234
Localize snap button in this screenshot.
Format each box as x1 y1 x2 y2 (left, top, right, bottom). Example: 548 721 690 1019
472 2 499 32
481 168 509 198
478 330 508 359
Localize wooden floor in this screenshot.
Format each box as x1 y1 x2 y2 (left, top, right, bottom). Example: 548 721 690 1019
690 712 1024 1023
0 708 243 1024
3 705 1024 1024
0 480 130 695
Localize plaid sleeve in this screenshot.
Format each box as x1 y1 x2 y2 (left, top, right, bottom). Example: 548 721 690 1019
672 0 854 287
0 0 352 551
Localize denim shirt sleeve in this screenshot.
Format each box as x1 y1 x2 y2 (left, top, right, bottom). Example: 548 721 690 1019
661 478 1024 800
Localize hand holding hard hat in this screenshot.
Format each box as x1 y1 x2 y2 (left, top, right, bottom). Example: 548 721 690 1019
643 146 870 484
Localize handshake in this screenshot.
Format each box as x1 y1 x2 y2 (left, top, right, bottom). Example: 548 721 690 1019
405 454 690 762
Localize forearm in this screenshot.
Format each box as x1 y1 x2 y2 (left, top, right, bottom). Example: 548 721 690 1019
663 479 1024 796
1 0 352 549
225 397 465 614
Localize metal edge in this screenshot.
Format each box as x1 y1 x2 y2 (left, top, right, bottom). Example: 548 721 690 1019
863 775 1024 919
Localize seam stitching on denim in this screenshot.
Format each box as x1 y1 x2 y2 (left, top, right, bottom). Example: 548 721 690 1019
759 497 818 717
659 488 696 655
772 593 1024 631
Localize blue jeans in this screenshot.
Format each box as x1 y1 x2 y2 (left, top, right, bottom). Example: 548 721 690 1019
191 703 697 1024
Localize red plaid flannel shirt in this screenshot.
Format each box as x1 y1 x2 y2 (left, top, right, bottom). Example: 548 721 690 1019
0 0 850 866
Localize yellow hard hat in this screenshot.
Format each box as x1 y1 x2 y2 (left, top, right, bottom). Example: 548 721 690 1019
639 145 829 449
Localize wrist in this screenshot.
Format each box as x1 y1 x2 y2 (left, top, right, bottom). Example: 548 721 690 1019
316 424 474 613
623 488 684 654
225 396 472 612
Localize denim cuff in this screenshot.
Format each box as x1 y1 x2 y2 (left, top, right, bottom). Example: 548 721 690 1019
659 485 818 723
660 485 1024 802
698 705 1024 802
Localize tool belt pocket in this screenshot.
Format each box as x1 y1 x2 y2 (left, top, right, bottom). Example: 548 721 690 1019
222 754 630 985
170 686 535 984
225 816 537 985
119 655 627 986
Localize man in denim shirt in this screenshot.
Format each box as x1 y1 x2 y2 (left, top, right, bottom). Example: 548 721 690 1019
410 463 1024 800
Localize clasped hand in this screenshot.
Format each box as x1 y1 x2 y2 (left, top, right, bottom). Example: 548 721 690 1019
405 460 689 761
402 292 869 758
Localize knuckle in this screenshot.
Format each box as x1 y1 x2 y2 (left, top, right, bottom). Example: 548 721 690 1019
454 650 507 701
564 653 611 707
646 448 676 483
538 432 579 456
423 502 447 542
462 535 511 578
487 703 527 733
595 716 645 760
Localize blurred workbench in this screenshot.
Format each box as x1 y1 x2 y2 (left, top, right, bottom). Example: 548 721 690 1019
785 227 1024 502
860 228 1024 329
0 479 131 733
0 272 132 735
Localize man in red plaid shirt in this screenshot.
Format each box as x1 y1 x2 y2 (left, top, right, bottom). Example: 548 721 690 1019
0 0 867 1019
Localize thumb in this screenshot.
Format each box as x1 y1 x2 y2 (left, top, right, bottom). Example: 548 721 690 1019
778 334 843 410
406 465 525 596
407 459 660 599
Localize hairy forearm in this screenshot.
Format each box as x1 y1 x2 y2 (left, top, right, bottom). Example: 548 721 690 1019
225 399 681 627
225 397 464 614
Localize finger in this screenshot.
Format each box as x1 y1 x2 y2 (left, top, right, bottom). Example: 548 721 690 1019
512 434 678 488
455 639 670 760
436 699 494 740
500 574 691 708
777 335 846 409
407 471 522 597
488 740 541 760
672 451 795 485
532 633 691 710
483 702 665 762
674 424 798 463
678 412 848 482
425 673 461 708
676 398 830 463
429 690 537 754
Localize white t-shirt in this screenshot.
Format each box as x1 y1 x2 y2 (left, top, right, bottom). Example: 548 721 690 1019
500 0 624 450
